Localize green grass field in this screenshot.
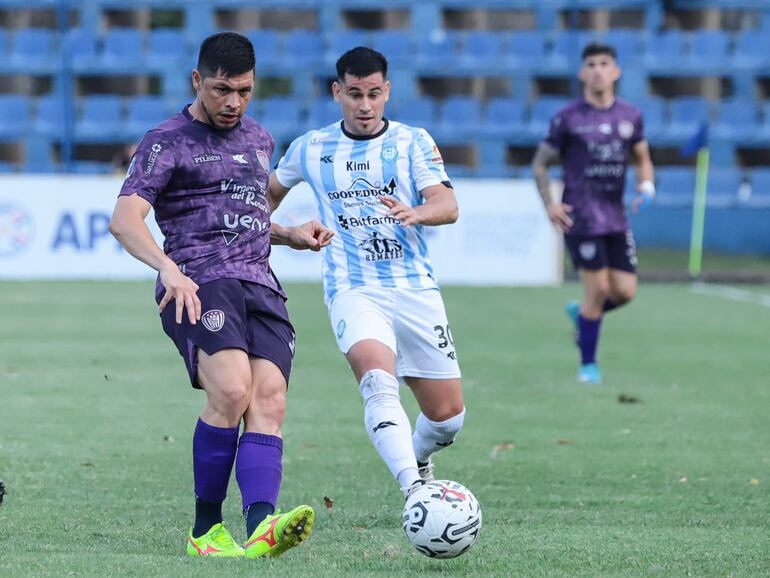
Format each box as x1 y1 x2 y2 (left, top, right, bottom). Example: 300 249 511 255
1 281 769 577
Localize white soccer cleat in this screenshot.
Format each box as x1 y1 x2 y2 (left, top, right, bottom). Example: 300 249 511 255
417 458 435 482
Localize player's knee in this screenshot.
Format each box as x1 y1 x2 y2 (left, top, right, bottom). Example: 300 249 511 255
359 369 400 406
213 381 251 419
613 286 636 305
425 404 465 424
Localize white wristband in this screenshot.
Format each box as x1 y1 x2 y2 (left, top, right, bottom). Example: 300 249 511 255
639 180 656 198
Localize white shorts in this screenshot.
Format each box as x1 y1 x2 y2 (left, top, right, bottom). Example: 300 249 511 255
328 286 461 380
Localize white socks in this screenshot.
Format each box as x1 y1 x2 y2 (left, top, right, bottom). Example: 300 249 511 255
412 407 466 464
359 369 420 488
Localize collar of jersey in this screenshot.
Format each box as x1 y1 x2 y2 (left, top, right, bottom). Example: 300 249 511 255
341 118 389 141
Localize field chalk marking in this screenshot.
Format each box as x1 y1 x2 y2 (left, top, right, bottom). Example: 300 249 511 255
690 282 770 308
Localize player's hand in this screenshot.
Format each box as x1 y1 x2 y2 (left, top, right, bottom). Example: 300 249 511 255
287 220 334 251
630 180 656 213
547 203 574 232
158 263 201 325
380 196 421 226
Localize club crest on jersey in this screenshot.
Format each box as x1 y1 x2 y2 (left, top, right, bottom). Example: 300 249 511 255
579 242 597 261
201 309 225 332
358 231 403 262
618 120 634 140
256 150 270 171
380 146 398 164
598 123 612 135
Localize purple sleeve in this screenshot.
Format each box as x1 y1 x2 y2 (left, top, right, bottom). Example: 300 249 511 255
631 110 645 145
544 112 567 151
118 132 174 205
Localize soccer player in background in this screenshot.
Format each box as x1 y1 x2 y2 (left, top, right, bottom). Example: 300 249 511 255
109 32 333 558
267 47 466 498
532 42 655 385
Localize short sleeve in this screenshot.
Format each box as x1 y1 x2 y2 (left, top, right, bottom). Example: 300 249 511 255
118 132 174 205
274 134 306 188
631 110 645 145
410 128 450 193
544 112 567 151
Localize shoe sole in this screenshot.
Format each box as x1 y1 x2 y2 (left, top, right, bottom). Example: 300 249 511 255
268 507 315 558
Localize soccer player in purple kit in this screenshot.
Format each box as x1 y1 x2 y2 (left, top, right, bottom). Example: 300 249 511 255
532 42 655 385
109 32 333 559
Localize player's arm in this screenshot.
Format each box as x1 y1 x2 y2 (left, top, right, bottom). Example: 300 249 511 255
381 183 458 227
630 140 655 211
109 194 201 324
532 142 573 232
267 173 334 251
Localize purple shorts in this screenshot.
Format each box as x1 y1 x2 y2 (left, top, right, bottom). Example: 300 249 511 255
565 231 637 273
160 278 295 389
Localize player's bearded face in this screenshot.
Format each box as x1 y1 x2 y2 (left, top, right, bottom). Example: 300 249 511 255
193 69 255 130
333 73 390 136
580 55 620 94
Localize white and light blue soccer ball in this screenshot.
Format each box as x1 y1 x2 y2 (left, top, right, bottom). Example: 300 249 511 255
402 479 482 559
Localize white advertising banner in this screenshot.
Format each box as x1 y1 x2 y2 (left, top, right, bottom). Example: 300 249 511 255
0 176 560 285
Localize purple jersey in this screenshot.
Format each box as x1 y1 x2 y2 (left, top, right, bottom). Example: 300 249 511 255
544 97 644 235
119 106 282 298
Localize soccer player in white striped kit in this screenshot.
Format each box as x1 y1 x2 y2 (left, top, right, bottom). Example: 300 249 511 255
268 47 465 497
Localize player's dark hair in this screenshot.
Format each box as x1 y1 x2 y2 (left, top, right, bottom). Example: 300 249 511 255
582 42 617 61
197 32 255 79
336 46 388 80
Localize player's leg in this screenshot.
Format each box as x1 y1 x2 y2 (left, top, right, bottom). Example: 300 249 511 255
394 288 465 479
236 283 314 559
606 230 639 311
331 288 422 495
160 279 251 556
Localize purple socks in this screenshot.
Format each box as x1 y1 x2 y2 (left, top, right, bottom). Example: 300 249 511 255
578 315 602 365
192 418 239 503
236 432 283 512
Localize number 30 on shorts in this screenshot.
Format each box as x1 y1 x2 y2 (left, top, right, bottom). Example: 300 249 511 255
433 324 454 349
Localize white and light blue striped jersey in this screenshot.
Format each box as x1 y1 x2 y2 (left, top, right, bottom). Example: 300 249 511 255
275 119 450 305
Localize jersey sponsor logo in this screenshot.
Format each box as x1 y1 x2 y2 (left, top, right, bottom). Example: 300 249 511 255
221 179 268 212
618 120 634 140
256 149 270 171
326 177 397 201
346 160 370 171
380 145 398 164
320 155 333 163
201 309 226 332
221 230 239 245
193 153 222 164
579 241 597 261
358 231 403 262
255 177 268 193
144 143 162 175
223 213 269 232
337 214 400 230
232 154 248 165
598 123 612 135
0 203 33 256
309 134 330 145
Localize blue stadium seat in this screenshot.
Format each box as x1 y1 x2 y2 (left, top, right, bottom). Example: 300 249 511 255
686 30 729 71
65 28 99 72
528 97 570 138
34 94 68 138
389 98 436 128
436 96 481 139
483 97 526 138
505 30 547 69
258 97 304 140
706 166 742 208
416 31 458 69
603 29 643 67
548 31 597 71
0 94 31 138
307 98 341 128
713 99 758 140
328 29 368 64
75 95 124 141
460 31 504 69
0 161 17 173
283 30 323 67
100 28 145 71
732 31 770 69
656 166 695 207
668 97 711 139
246 29 280 71
73 161 114 175
638 97 666 140
147 28 188 69
644 30 685 70
125 96 169 139
0 29 7 56
747 168 770 208
371 30 413 67
9 28 55 73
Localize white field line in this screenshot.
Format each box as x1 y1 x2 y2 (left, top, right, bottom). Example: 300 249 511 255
690 282 770 308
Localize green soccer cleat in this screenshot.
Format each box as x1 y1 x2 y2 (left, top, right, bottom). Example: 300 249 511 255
244 505 315 559
187 523 245 558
